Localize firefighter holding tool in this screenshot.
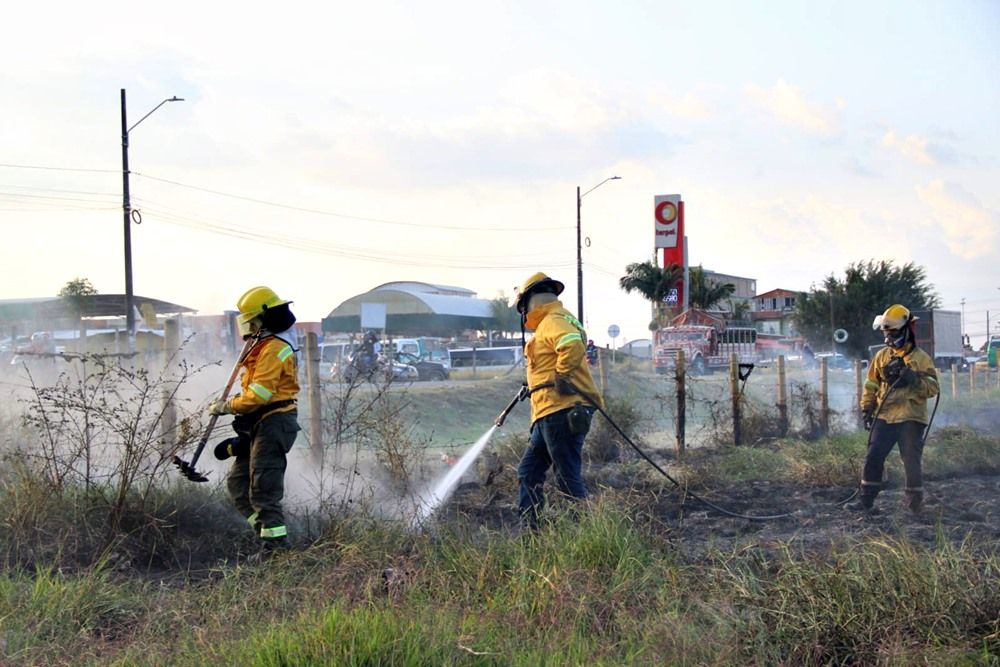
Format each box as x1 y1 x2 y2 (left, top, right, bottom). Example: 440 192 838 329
209 286 301 550
851 304 939 514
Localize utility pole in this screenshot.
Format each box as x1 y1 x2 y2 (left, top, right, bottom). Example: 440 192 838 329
575 176 621 326
576 186 583 323
121 89 134 347
828 287 836 354
120 89 183 351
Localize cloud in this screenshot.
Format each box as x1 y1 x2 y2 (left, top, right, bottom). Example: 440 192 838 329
881 129 935 165
646 89 714 120
915 180 998 259
744 79 842 137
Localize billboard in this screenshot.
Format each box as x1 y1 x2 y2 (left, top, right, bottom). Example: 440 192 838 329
654 194 686 311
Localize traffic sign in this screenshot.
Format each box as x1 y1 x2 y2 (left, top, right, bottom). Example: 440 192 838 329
608 324 620 338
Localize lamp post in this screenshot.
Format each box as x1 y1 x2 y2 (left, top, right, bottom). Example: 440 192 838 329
121 88 183 349
576 176 621 324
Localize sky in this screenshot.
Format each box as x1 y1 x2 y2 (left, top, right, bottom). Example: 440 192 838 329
1 0 998 349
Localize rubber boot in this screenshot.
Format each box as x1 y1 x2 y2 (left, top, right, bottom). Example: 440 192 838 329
904 488 923 514
846 484 879 513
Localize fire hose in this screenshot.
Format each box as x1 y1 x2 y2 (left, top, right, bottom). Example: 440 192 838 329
496 363 939 521
833 365 940 506
496 379 795 521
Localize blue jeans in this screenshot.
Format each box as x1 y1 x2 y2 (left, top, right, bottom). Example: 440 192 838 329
517 407 591 526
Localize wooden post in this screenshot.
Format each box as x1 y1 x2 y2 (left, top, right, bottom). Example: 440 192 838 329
472 345 477 379
304 332 323 463
854 360 864 430
819 356 829 436
777 355 788 437
730 352 741 446
597 347 606 395
160 318 180 452
675 349 685 458
599 347 609 398
970 363 976 394
950 363 958 399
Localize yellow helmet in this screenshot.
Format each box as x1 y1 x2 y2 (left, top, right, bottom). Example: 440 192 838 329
236 286 291 324
511 272 564 314
873 304 917 331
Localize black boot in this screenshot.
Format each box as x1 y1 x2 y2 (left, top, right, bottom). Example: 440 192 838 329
845 497 876 513
845 484 879 513
904 488 923 514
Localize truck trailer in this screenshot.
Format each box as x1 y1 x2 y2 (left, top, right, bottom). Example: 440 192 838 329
911 309 963 370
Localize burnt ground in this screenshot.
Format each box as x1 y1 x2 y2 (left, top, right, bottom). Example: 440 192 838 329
443 464 1000 558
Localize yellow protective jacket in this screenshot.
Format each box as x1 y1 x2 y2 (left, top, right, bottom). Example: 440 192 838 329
524 300 604 422
228 333 300 420
860 344 939 425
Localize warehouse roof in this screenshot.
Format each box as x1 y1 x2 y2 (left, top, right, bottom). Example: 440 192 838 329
322 282 495 335
0 294 196 321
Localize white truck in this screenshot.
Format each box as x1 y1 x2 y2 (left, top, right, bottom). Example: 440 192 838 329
912 309 963 370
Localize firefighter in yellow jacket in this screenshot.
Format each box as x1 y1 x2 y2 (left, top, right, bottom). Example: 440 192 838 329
851 304 939 513
209 286 301 549
511 272 604 528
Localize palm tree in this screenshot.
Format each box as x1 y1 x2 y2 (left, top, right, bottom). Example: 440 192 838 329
619 261 683 329
687 266 735 311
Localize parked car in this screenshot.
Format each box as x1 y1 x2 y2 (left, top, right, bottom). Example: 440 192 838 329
336 351 418 383
394 351 450 381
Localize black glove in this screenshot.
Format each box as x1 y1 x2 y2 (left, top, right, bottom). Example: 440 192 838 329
554 374 577 395
883 356 905 383
895 366 917 387
214 436 250 460
862 409 875 431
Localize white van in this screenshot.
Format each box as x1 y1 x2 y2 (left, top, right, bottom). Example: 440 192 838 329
318 341 352 377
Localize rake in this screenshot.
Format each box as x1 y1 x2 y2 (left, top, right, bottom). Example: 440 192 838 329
173 336 256 482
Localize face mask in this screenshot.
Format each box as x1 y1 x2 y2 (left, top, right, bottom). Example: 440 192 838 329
884 328 907 349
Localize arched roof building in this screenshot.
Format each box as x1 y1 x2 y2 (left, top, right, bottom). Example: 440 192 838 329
322 282 496 336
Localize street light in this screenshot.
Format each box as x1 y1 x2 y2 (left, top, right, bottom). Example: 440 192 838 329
121 88 183 349
576 176 621 324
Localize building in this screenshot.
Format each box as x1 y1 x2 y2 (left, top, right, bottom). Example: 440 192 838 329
700 269 756 321
752 288 801 336
0 294 196 354
322 282 497 337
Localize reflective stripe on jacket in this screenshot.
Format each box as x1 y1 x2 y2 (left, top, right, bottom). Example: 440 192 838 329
860 345 939 425
524 300 604 422
230 335 300 419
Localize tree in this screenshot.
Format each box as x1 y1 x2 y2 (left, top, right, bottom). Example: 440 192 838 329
59 278 98 345
619 261 683 329
792 260 940 359
489 294 522 337
59 278 97 316
687 265 735 311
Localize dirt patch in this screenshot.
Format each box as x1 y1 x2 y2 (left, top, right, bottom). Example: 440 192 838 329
444 467 1000 558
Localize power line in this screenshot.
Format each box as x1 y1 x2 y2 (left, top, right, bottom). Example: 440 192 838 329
132 172 572 233
0 162 116 174
136 202 574 270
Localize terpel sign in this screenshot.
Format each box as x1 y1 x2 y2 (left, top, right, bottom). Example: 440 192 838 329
654 195 683 250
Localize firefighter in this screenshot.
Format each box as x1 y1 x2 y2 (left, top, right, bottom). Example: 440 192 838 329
209 286 301 550
850 304 939 513
511 272 604 528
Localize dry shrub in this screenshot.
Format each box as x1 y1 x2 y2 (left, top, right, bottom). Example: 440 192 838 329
587 394 647 463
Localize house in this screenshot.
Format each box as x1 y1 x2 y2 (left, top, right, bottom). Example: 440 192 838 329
752 288 800 336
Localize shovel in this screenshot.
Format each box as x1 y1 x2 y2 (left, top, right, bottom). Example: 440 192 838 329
173 336 256 482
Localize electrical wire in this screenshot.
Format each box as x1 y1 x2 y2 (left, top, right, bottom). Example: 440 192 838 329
0 162 117 174
136 203 574 270
132 172 572 233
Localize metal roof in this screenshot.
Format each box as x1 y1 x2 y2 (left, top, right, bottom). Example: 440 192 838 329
0 294 197 321
322 283 496 335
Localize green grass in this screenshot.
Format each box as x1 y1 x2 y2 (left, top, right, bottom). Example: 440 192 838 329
3 372 998 665
1 499 996 666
